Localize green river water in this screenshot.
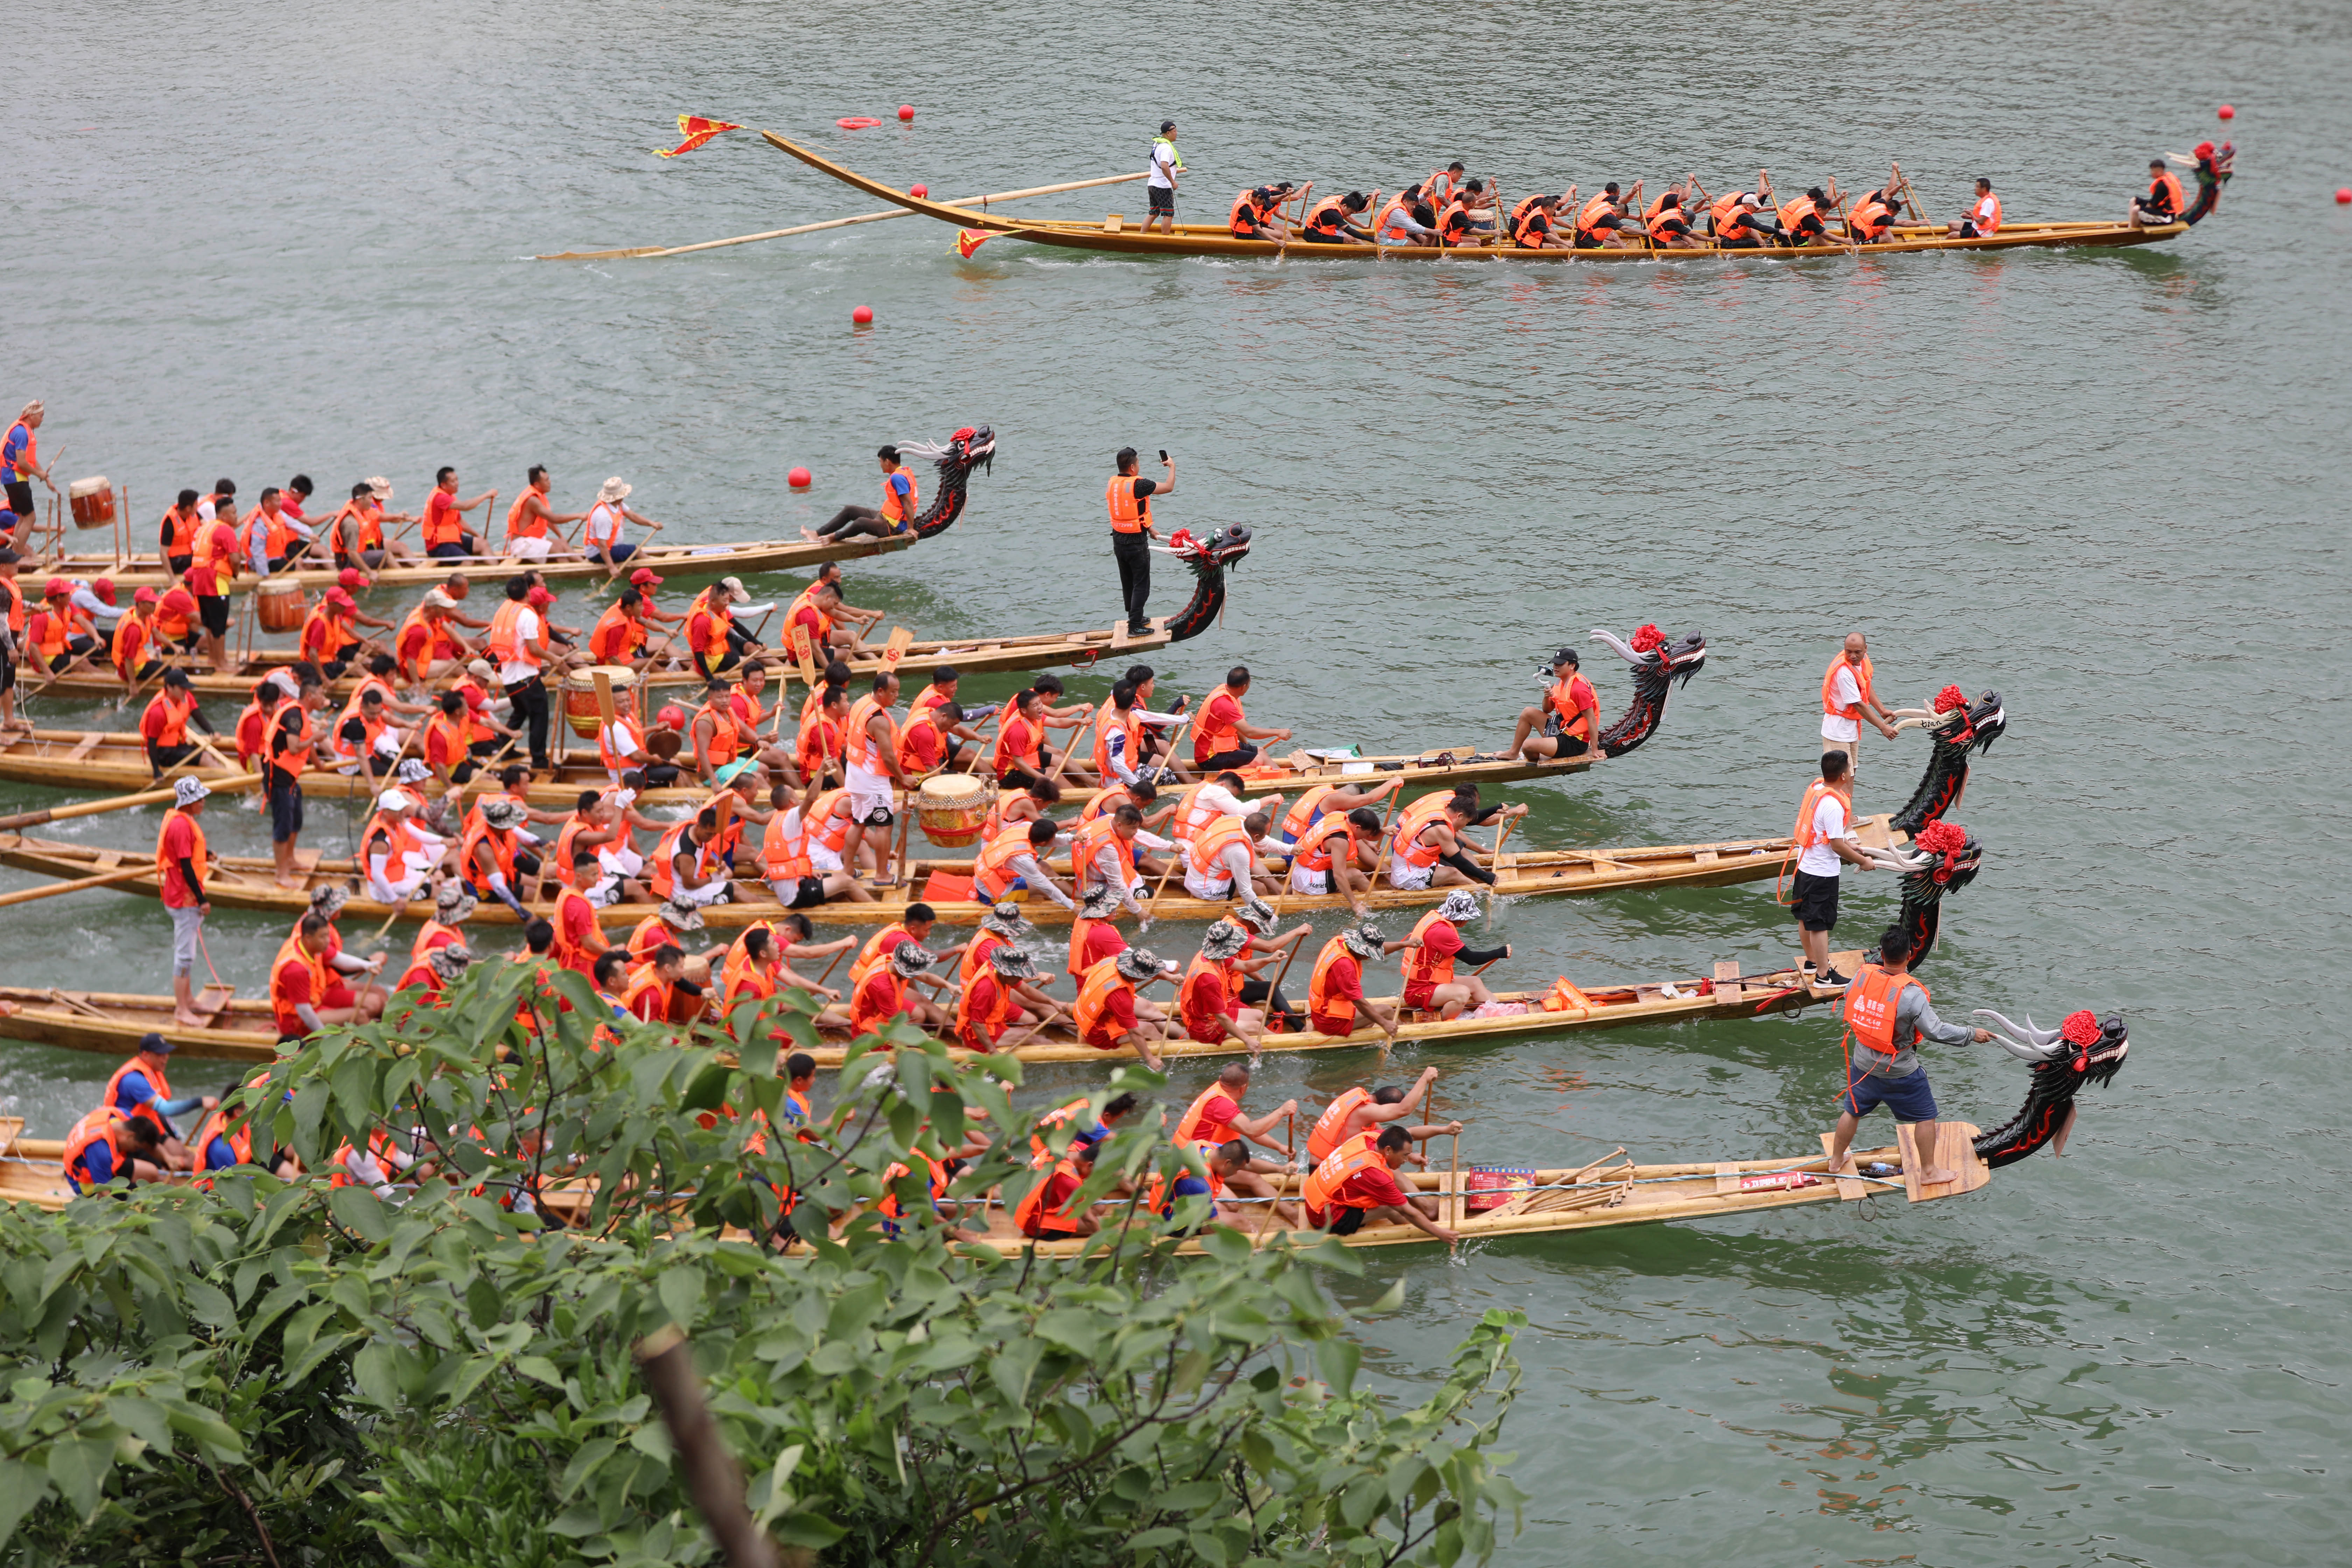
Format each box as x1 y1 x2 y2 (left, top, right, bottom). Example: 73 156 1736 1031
4 0 2349 1561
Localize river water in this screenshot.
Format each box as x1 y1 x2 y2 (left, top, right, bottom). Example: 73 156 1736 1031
6 0 2350 1561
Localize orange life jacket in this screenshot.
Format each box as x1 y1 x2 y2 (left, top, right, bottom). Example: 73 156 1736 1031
506 490 548 541
102 1052 175 1136
144 688 195 748
879 463 919 527
1069 814 1134 892
2149 170 2186 215
1105 475 1148 535
1071 955 1135 1043
1185 814 1250 882
154 807 208 897
1576 194 1619 238
1279 784 1334 842
848 968 907 1035
1302 1129 1385 1216
550 886 599 975
1841 963 1926 1056
1821 653 1875 720
62 1108 136 1187
1066 914 1117 980
110 611 152 677
1306 936 1360 1027
1791 779 1854 855
1228 189 1263 237
1967 191 2002 234
953 967 1014 1048
1403 909 1457 990
761 807 814 880
1177 952 1239 1027
1174 1082 1236 1146
851 923 912 987
1307 1086 1373 1162
270 934 330 1037
1013 1151 1085 1236
844 692 896 776
487 599 544 672
1195 683 1244 758
1293 810 1357 876
806 788 851 853
589 603 641 663
1305 196 1348 236
1512 204 1552 248
1391 793 1452 870
695 700 742 767
973 821 1040 901
1547 674 1596 739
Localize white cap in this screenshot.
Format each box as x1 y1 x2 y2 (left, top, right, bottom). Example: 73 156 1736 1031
377 788 414 812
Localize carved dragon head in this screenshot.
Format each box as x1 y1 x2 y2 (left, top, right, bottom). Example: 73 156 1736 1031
1969 1008 2131 1168
1587 624 1706 756
1166 525 1254 575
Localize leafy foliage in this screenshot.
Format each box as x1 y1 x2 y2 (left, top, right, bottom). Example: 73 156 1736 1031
0 960 1525 1564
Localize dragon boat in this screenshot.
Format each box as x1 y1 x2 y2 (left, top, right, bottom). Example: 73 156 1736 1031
0 1009 2129 1235
975 1008 2133 1255
25 426 998 595
15 523 1255 706
0 951 1856 1068
0 620 1699 810
760 130 2226 265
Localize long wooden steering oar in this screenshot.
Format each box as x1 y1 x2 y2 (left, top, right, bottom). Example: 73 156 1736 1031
0 862 157 910
0 769 264 833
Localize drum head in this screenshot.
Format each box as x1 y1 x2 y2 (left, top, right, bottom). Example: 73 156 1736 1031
919 771 984 805
646 732 683 761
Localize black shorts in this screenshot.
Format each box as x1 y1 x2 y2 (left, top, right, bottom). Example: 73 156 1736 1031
781 875 826 909
1148 185 1175 215
1325 1206 1367 1237
148 741 201 772
0 645 12 695
1196 745 1259 771
1791 869 1840 932
427 539 478 560
692 646 742 679
1299 229 1344 244
166 554 193 576
3 479 31 516
270 779 305 842
197 594 231 638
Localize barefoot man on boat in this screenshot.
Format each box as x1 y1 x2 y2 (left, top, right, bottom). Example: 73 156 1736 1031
1826 923 1996 1186
1507 646 1602 763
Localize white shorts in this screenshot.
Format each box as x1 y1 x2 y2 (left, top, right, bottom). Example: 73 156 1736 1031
1183 867 1237 901
1388 855 1435 891
810 843 845 874
597 845 643 878
1820 713 1861 744
673 877 729 909
368 872 430 905
847 786 893 824
508 536 552 561
586 874 624 908
1290 863 1333 896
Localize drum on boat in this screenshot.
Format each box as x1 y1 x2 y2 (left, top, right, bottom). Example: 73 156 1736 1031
254 579 307 633
562 665 639 740
916 772 990 846
68 478 113 528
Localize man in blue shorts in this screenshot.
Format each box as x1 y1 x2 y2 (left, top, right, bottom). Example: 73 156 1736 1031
1826 923 1995 1186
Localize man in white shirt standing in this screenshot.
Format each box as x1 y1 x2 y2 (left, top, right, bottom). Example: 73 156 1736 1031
1145 120 1183 235
1820 632 1898 780
1789 750 1874 986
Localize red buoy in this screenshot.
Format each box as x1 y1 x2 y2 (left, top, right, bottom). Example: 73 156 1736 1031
836 116 881 130
897 105 915 122
2337 188 2351 205
852 305 874 326
789 467 812 489
910 184 929 198
2218 104 2235 120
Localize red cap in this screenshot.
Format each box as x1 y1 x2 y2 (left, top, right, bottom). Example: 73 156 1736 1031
42 577 69 598
629 567 661 586
326 587 355 608
338 567 366 589
91 578 116 604
133 587 158 605
526 585 555 607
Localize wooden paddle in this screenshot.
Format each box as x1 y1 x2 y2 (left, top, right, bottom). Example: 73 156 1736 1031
0 770 264 832
0 862 155 910
1134 707 1199 924
1483 816 1515 919
1251 1110 1295 1240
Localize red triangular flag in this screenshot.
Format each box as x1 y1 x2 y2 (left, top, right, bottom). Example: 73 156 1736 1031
655 115 742 158
954 229 994 259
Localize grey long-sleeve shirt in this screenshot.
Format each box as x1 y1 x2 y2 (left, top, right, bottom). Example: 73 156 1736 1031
1853 981 1977 1079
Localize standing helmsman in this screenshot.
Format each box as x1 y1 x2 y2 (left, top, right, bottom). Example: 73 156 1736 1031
1824 922 1996 1187
2 401 57 527
1106 446 1171 638
1821 633 1899 778
1789 750 1871 988
1144 120 1183 235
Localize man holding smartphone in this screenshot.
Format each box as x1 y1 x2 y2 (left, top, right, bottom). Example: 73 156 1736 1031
1105 447 1173 637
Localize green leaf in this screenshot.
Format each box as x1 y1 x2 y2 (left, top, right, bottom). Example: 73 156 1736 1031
1126 1527 1187 1549
989 1338 1042 1406
0 1459 51 1546
43 1434 110 1521
324 1185 391 1246
770 1511 848 1549
1316 1336 1361 1395
351 1340 401 1408
656 1263 703 1331
513 1356 566 1389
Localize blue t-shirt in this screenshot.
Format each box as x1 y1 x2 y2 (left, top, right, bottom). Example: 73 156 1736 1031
1 422 29 479
1159 1173 1211 1216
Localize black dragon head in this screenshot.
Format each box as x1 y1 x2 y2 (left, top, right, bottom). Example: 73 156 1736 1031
1161 526 1254 644
1856 819 1981 968
1587 624 1706 757
1968 1009 2130 1168
1890 687 2005 838
902 425 997 539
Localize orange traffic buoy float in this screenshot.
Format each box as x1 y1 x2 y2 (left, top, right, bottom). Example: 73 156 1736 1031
837 116 881 130
897 105 915 122
789 467 812 489
852 306 874 326
2218 104 2235 120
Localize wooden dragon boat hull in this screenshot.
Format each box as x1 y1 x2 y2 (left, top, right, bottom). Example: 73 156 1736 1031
0 986 281 1064
962 1126 1989 1256
0 728 712 809
0 817 1882 929
16 620 1176 704
34 533 912 597
0 727 1595 813
0 954 1858 1068
760 130 2189 263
